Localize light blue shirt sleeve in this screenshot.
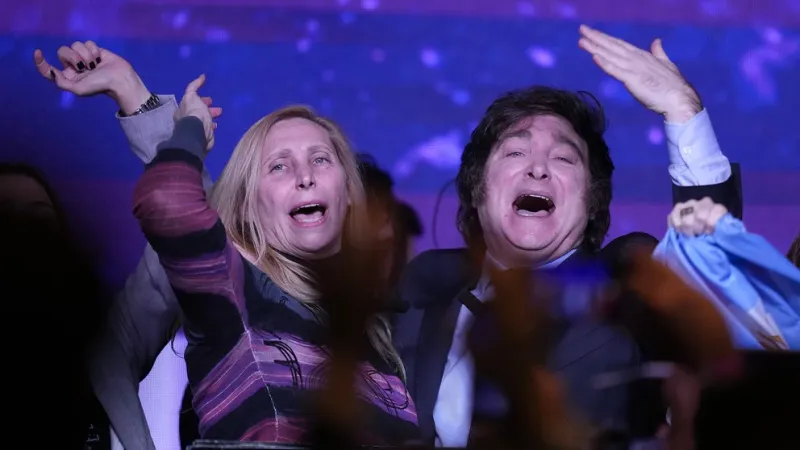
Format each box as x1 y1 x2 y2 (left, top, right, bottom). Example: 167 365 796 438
665 108 732 186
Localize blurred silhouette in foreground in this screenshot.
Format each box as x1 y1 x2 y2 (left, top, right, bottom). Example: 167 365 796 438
357 154 423 296
464 249 739 450
0 163 108 449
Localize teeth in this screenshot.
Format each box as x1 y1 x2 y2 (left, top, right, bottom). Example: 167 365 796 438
513 193 554 216
292 204 322 214
294 211 324 223
514 194 553 204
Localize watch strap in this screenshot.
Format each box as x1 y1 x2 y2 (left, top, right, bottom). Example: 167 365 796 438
120 93 161 117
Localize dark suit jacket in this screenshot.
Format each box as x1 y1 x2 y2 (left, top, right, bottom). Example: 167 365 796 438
393 165 743 445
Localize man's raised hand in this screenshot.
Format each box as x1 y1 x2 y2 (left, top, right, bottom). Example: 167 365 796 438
578 25 702 123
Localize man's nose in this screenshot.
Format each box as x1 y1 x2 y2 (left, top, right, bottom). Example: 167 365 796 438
526 160 550 180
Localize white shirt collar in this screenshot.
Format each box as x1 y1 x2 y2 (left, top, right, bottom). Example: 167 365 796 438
473 248 578 301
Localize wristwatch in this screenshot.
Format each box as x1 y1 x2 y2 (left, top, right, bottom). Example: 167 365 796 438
120 93 162 117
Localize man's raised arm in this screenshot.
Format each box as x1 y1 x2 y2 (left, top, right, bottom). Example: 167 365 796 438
578 25 742 218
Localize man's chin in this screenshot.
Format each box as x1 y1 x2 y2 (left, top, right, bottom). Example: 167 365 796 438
506 233 559 253
516 245 552 254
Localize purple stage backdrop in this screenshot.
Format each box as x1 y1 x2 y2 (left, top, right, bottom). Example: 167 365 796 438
1 1 799 448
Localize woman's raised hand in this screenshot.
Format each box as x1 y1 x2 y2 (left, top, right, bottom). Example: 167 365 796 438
34 42 223 121
33 41 153 114
176 74 221 150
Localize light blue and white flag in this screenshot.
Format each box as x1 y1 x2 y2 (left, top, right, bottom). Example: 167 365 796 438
654 214 800 350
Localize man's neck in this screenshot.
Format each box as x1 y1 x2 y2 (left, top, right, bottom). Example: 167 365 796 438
474 248 579 300
485 247 579 271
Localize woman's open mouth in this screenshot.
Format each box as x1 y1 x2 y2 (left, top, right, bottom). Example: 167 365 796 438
290 203 328 226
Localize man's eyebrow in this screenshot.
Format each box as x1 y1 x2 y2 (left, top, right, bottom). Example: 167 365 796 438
499 129 532 142
554 132 586 160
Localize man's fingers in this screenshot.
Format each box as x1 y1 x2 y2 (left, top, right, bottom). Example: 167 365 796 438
669 201 696 234
579 36 633 74
579 33 627 60
579 24 635 57
668 208 680 230
591 54 628 80
578 37 616 61
185 74 206 95
704 205 728 233
677 217 699 237
691 207 713 236
201 96 213 106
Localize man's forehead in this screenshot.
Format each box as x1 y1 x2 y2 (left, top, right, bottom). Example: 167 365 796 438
501 114 577 138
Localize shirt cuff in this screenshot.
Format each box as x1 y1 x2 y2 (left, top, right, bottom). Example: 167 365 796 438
117 94 179 164
664 108 732 186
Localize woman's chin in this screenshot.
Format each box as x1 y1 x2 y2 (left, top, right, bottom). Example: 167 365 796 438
290 237 342 260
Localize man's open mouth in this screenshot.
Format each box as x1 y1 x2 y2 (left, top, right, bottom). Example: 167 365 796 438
513 193 555 217
290 203 328 225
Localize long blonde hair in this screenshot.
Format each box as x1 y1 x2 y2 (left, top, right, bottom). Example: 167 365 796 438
210 105 404 379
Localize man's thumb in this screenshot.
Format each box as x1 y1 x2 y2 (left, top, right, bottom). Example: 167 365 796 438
650 39 671 62
185 74 206 95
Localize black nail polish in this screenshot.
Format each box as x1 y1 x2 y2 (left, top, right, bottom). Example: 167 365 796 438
96 56 101 63
49 69 55 80
77 61 85 71
89 61 96 70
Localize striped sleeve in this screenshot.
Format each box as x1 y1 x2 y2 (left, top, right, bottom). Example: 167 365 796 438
132 116 247 337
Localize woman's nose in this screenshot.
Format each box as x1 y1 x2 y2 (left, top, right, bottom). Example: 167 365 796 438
296 169 316 189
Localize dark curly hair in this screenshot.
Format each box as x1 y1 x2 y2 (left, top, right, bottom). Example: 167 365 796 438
455 86 614 254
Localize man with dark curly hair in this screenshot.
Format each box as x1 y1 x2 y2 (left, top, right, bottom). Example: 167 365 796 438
393 26 745 447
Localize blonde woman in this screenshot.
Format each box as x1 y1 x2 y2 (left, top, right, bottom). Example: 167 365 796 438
34 41 417 446
126 72 418 443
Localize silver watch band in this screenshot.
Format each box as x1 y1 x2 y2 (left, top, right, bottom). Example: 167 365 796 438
122 93 161 117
